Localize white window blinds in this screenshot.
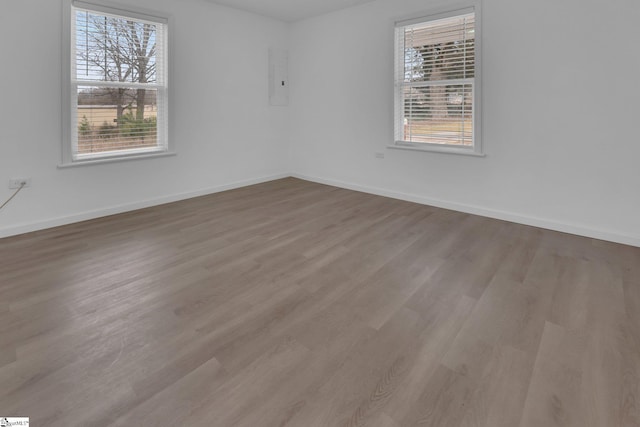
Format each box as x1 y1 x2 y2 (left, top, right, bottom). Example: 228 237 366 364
70 1 168 160
395 10 477 149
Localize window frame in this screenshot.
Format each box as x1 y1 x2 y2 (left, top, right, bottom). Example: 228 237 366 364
61 0 174 167
391 3 483 157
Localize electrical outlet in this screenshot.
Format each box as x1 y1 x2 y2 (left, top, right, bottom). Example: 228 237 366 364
375 152 385 159
9 178 31 189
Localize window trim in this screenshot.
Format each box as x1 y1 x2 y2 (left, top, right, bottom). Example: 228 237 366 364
61 0 174 167
391 2 483 157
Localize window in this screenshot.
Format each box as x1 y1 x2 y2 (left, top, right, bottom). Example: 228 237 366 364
63 1 170 165
394 6 481 155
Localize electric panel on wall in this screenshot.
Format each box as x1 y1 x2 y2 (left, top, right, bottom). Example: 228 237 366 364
269 48 289 106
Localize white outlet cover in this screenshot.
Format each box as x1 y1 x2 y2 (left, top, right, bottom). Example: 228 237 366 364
9 178 31 189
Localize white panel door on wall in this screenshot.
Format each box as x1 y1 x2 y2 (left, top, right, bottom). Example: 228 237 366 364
269 48 289 106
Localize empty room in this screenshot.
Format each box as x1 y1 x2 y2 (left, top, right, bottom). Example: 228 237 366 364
0 0 639 425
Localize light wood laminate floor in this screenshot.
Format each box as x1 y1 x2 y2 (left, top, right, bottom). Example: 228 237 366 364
0 178 639 426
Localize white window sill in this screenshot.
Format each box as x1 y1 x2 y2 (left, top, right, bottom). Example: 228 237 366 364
58 151 176 169
388 143 486 157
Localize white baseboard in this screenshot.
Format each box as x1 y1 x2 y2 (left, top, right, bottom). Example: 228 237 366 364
3 171 638 248
291 172 640 248
0 173 289 239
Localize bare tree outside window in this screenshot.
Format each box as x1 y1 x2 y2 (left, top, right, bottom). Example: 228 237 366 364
397 13 476 147
74 9 163 155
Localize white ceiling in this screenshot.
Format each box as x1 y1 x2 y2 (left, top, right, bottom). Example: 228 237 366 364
207 0 377 22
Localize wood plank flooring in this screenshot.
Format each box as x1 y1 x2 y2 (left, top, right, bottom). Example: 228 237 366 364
0 177 638 426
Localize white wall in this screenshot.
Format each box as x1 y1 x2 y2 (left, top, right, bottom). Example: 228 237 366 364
3 0 639 246
0 0 290 237
289 0 640 246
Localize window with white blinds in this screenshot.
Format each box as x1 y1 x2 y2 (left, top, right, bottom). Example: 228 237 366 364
66 1 169 163
394 7 481 154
